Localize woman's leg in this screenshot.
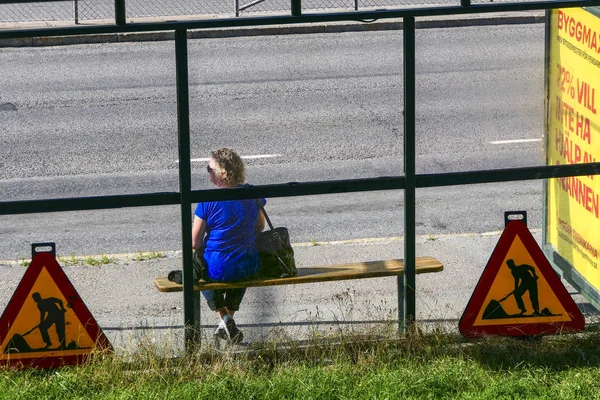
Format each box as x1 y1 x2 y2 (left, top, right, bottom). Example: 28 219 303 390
224 288 247 312
217 288 246 343
203 289 243 343
201 289 225 312
215 307 232 319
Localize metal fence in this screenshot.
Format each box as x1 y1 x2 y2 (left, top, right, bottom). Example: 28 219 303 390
1 0 536 23
2 0 600 350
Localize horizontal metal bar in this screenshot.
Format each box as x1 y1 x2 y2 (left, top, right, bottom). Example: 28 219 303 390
190 176 406 202
0 192 180 215
1 0 598 39
417 162 600 188
189 162 600 202
1 163 599 215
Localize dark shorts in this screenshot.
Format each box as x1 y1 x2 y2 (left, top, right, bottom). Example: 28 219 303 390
201 288 247 311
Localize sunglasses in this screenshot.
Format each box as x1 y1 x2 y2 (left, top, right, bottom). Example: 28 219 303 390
207 165 217 174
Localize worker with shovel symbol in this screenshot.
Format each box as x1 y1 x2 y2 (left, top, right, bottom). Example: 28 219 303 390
501 259 541 316
29 292 68 349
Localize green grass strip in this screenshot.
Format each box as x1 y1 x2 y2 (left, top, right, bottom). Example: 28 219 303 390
2 330 600 399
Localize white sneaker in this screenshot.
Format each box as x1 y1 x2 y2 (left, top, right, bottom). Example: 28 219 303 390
214 325 228 341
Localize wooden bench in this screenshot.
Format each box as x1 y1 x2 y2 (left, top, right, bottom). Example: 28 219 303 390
154 256 443 292
155 256 443 343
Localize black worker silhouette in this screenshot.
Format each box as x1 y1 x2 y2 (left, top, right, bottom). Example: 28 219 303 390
505 259 540 316
32 292 67 349
482 259 561 320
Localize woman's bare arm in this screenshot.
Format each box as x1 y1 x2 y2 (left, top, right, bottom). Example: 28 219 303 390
255 210 266 233
192 216 207 250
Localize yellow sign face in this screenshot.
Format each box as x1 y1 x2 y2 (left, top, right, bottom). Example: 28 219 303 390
474 235 572 326
0 267 96 360
546 8 600 290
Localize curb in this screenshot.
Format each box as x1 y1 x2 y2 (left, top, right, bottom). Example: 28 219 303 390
0 13 545 48
0 230 533 265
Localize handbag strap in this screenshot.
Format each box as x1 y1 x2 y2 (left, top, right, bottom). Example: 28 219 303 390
256 199 275 231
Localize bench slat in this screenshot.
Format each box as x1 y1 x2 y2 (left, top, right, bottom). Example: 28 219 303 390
154 256 443 293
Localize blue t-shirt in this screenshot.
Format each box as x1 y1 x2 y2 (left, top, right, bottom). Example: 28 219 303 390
195 196 266 281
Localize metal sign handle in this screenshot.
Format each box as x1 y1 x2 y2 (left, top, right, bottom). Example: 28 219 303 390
31 242 56 259
504 211 527 228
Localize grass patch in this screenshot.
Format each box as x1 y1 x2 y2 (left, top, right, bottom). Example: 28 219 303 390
58 252 81 266
134 251 165 261
55 253 113 266
18 258 31 267
1 327 600 399
84 255 112 266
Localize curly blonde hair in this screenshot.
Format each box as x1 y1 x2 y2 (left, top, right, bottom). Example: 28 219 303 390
211 148 246 187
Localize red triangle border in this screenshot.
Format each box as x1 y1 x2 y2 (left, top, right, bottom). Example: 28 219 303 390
459 220 585 337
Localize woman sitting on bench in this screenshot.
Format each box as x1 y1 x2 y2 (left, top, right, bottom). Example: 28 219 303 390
191 148 266 344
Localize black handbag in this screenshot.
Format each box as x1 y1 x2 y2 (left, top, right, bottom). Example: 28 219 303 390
167 249 207 284
255 200 297 278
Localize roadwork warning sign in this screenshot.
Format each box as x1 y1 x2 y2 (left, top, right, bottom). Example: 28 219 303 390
0 250 112 368
460 219 585 337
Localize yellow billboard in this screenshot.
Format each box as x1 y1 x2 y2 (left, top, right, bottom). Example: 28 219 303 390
546 8 600 292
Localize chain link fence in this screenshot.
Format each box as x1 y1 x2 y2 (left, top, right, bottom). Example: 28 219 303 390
0 0 525 25
0 0 462 24
75 0 232 21
1 1 73 23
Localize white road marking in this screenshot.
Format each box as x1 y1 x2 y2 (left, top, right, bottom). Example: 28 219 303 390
490 138 542 145
175 154 283 163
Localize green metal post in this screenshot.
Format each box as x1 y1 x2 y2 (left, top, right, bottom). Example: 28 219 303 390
74 0 79 25
175 29 198 350
401 16 416 334
542 9 551 251
114 0 126 25
291 0 301 16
